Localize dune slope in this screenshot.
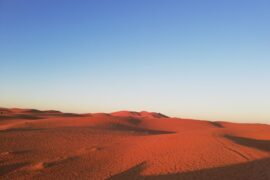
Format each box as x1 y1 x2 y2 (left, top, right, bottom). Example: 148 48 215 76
0 108 269 180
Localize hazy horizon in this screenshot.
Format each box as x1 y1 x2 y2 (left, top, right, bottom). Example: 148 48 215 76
1 0 270 124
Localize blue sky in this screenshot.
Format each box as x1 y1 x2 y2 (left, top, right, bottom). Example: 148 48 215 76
1 0 270 123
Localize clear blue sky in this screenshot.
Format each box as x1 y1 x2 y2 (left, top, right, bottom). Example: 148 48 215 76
1 0 270 123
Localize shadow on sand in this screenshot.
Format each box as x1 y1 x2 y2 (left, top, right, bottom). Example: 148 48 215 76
108 123 175 135
225 135 270 152
209 121 224 128
0 115 43 120
108 157 270 180
109 136 270 180
0 128 47 133
0 162 29 176
0 112 84 121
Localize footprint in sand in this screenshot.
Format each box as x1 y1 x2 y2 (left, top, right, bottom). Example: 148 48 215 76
0 163 29 176
27 147 101 172
28 156 77 171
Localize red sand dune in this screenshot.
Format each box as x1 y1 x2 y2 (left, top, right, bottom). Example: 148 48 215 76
0 108 269 180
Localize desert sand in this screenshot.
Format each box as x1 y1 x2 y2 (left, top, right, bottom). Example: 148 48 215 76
0 108 269 180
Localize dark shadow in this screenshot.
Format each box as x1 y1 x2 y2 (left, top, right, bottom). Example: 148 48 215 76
44 156 78 168
17 109 61 114
108 158 270 180
0 162 29 176
225 135 270 152
209 121 224 128
126 117 141 125
0 113 84 121
151 113 169 118
108 123 175 135
52 113 84 117
0 114 42 120
23 109 43 114
109 162 146 180
1 128 46 133
14 114 43 120
0 115 10 120
42 110 62 114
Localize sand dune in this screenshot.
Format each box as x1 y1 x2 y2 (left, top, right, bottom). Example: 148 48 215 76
0 108 269 180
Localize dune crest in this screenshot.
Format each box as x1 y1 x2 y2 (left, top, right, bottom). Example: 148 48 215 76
111 110 169 118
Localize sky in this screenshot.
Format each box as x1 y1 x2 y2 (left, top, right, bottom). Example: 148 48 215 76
1 0 270 124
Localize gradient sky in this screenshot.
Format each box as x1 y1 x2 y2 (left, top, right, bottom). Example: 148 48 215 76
1 0 270 124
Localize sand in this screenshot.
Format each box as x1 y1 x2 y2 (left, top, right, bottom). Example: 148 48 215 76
0 108 269 180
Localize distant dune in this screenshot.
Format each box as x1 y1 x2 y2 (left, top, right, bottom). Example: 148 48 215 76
0 108 269 180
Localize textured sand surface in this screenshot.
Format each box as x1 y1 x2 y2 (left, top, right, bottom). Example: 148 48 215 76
0 108 269 180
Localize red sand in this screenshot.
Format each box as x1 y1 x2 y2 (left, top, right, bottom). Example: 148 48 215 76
0 108 269 180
